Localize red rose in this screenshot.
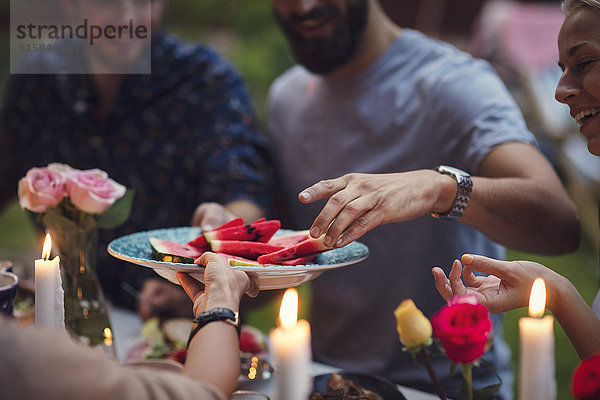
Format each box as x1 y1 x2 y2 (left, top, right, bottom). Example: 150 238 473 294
431 300 492 364
572 354 600 400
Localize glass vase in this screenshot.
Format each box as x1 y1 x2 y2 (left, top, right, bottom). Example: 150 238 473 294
45 224 116 359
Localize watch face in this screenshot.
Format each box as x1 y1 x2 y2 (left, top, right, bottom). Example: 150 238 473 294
437 165 469 177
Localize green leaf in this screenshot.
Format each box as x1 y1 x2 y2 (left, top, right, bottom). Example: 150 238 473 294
449 362 458 377
473 383 502 400
473 358 502 400
95 189 135 230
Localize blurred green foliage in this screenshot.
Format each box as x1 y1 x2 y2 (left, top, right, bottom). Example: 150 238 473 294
161 0 293 129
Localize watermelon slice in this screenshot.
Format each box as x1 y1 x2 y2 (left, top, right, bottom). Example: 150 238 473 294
278 255 317 266
210 240 284 260
150 237 203 264
267 230 309 247
257 236 332 264
187 217 245 250
204 219 281 243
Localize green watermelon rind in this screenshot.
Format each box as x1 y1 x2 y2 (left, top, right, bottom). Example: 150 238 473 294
150 237 202 264
154 252 196 264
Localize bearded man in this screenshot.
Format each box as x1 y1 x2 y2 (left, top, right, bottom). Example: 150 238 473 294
267 1 580 398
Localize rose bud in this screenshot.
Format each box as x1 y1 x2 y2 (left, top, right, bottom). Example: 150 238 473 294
394 299 433 349
432 298 492 364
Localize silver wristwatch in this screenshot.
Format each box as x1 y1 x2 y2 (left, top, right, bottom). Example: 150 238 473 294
430 165 473 220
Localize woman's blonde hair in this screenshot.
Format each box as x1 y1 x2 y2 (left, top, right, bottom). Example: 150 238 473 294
562 0 600 13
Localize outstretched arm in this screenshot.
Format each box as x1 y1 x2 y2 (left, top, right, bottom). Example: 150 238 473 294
299 143 580 254
432 254 600 359
178 252 259 396
461 142 580 255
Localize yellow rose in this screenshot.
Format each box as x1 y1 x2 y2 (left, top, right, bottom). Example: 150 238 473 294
394 299 432 348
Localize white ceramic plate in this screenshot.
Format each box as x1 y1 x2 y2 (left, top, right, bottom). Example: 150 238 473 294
107 227 369 290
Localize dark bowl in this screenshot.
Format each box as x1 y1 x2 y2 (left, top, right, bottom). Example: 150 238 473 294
312 371 407 400
0 271 19 316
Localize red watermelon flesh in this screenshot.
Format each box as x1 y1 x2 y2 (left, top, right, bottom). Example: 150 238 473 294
267 230 309 247
278 255 317 266
257 236 332 264
150 237 203 264
211 240 284 260
187 217 245 250
204 220 281 243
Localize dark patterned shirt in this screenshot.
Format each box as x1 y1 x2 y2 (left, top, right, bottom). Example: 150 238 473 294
0 32 275 308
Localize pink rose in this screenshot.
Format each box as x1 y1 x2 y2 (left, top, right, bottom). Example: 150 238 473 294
18 167 66 212
47 163 75 179
431 296 492 364
67 169 126 214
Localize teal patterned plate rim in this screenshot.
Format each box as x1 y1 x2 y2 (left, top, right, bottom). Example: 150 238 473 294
107 227 369 273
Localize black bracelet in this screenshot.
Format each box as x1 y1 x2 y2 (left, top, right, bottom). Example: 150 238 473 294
186 307 240 348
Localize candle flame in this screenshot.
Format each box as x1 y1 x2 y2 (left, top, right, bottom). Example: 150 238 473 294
103 327 113 339
103 327 113 347
42 233 52 260
279 288 299 328
528 278 546 318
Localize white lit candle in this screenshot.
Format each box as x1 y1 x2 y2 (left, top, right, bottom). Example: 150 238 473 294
519 278 556 400
269 288 311 400
35 233 65 328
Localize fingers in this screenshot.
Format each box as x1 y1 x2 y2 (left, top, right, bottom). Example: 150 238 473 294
298 177 348 204
194 251 227 268
195 252 257 302
432 267 453 301
448 259 467 296
322 196 378 247
138 302 155 321
177 271 205 302
462 265 479 287
334 210 380 247
244 272 260 298
309 190 361 240
461 254 512 278
138 279 163 320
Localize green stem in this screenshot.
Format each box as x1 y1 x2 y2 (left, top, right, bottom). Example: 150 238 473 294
461 363 473 400
420 347 447 400
79 210 86 226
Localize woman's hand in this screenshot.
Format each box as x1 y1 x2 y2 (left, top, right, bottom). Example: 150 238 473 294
432 254 560 313
177 252 259 317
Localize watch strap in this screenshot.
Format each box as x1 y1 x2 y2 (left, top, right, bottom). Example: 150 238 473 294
431 166 473 220
187 307 240 348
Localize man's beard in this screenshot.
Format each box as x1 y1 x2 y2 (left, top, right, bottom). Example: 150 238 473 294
275 0 368 75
